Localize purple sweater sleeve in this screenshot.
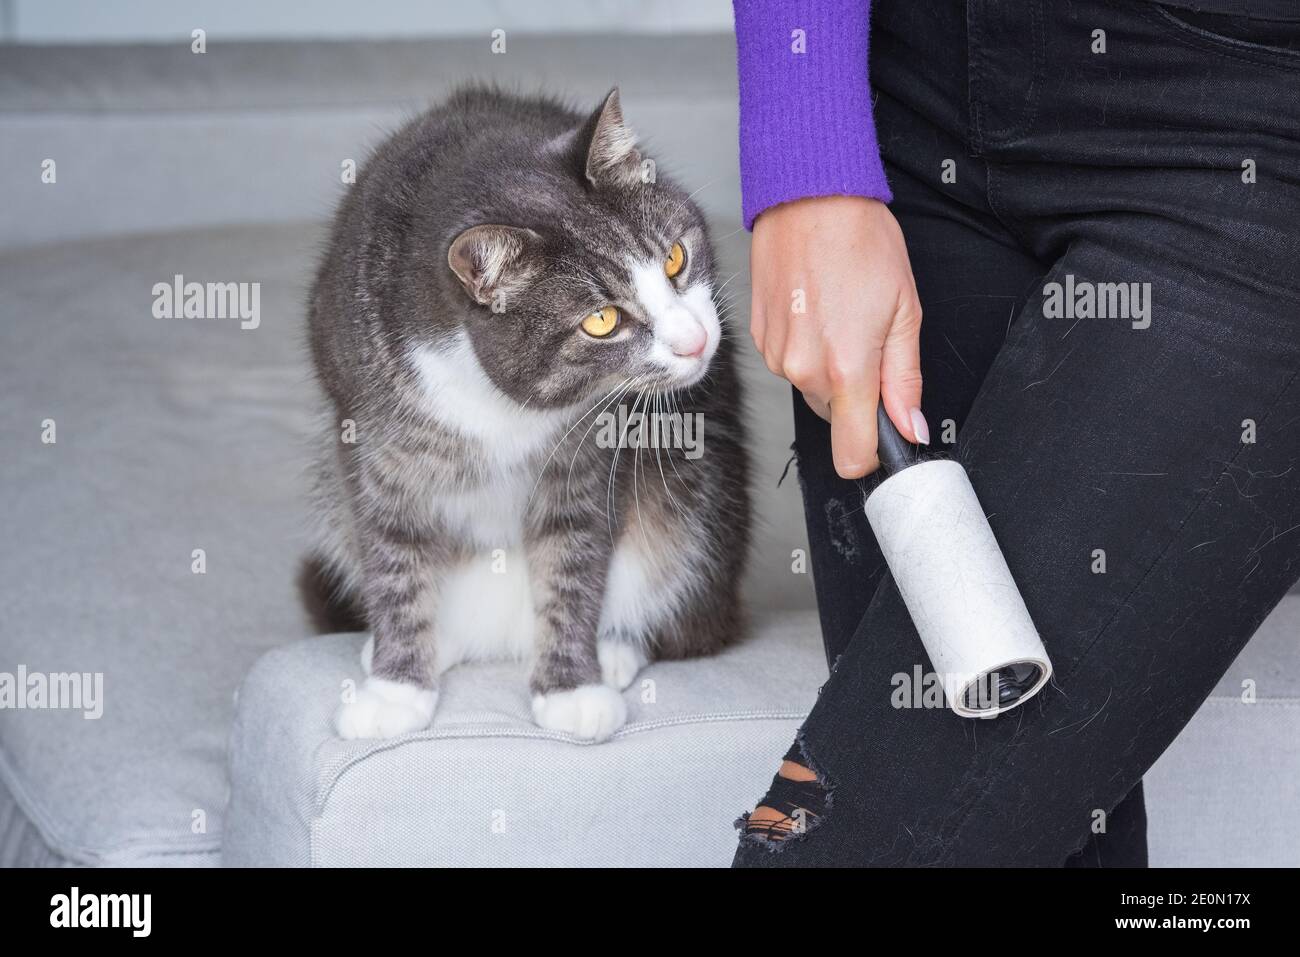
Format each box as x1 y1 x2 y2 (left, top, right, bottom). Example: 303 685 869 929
732 0 891 229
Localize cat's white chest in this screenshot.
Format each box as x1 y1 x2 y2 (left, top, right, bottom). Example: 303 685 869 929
409 333 573 548
408 333 571 466
434 545 536 670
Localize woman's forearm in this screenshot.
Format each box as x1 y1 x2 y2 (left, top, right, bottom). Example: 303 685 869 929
732 0 892 229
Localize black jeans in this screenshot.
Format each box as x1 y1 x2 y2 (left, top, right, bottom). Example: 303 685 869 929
735 0 1300 867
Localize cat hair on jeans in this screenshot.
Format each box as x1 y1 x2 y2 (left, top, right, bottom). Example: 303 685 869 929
304 86 750 742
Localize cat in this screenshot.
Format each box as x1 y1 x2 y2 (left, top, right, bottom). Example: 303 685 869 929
304 86 750 742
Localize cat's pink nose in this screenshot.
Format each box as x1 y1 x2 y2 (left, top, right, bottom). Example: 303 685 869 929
672 329 707 358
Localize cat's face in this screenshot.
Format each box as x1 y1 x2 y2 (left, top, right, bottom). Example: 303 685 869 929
445 90 723 410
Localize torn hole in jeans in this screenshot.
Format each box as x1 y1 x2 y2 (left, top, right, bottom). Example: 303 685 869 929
735 733 834 849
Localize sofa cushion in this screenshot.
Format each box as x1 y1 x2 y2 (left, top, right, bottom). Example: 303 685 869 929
0 225 321 865
223 615 823 867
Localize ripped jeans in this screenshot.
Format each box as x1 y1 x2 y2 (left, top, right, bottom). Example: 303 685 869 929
735 0 1300 866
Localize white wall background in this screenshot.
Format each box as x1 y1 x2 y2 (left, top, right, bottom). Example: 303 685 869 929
0 0 734 43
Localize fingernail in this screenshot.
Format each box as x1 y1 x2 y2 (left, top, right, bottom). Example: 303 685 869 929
909 408 930 445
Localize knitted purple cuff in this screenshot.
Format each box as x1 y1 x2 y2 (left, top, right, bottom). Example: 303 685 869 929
732 0 892 229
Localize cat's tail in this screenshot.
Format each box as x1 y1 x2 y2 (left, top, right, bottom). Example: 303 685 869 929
297 553 368 634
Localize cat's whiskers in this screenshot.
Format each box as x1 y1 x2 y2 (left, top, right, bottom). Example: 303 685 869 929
630 389 654 553
652 391 690 522
664 176 722 226
526 376 632 509
713 269 743 297
606 386 648 543
662 389 695 497
565 377 636 509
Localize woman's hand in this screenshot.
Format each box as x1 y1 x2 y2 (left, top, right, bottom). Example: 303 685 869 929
750 195 926 478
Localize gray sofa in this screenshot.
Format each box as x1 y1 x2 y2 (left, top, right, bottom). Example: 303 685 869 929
1 36 1296 868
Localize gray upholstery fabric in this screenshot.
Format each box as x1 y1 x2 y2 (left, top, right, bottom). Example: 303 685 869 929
0 226 317 865
224 618 821 867
0 36 742 251
1146 700 1300 867
0 776 73 868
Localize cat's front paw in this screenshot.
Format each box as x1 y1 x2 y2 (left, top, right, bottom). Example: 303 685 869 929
597 640 647 691
334 676 437 740
531 684 627 742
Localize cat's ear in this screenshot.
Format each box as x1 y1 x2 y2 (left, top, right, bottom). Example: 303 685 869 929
447 224 541 306
580 88 643 190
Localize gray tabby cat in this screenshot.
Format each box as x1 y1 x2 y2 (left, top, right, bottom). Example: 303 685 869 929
305 87 750 742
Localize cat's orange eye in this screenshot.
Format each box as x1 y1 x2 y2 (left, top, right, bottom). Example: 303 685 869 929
581 305 620 338
665 241 686 279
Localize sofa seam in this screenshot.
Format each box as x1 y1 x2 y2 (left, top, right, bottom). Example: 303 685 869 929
0 744 221 865
311 709 813 817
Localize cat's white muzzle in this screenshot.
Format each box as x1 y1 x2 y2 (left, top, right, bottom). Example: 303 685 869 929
664 351 712 389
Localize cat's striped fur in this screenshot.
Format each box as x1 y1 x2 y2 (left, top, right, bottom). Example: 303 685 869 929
305 87 750 741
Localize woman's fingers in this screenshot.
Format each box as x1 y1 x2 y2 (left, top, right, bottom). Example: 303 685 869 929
829 388 879 479
748 196 925 473
802 390 831 422
879 302 926 444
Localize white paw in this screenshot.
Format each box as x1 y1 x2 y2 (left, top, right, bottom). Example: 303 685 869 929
531 684 627 742
360 635 374 675
334 676 436 740
597 640 647 691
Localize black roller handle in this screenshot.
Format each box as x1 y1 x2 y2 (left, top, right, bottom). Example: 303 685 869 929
876 402 926 475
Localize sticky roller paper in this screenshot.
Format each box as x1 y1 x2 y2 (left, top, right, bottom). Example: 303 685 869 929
866 406 1052 717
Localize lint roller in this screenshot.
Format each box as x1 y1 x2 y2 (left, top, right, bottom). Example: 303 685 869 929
866 405 1052 717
